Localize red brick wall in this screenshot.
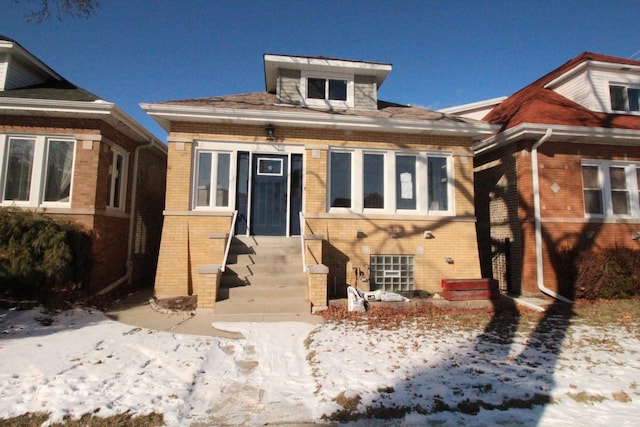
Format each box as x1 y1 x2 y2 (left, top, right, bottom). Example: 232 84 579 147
0 114 167 293
478 139 640 298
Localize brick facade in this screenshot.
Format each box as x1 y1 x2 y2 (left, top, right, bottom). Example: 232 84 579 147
0 115 167 293
476 139 640 297
154 122 483 300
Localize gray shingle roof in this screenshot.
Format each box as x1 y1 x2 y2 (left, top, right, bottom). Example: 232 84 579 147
156 92 480 124
0 80 100 102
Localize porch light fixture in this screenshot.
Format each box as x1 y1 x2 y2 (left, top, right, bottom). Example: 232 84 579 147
265 124 276 141
632 231 640 241
356 230 366 238
424 230 434 239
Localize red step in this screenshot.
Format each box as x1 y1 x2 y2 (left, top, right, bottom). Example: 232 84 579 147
441 278 499 301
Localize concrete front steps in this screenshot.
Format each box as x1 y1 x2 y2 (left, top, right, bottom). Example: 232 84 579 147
214 236 315 321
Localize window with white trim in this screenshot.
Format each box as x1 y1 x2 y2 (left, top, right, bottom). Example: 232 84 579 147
329 151 352 208
328 148 454 215
0 135 75 207
363 153 384 209
609 84 640 112
106 146 128 210
302 71 353 109
581 160 640 217
194 150 231 209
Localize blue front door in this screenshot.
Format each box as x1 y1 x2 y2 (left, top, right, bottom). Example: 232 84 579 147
250 154 288 235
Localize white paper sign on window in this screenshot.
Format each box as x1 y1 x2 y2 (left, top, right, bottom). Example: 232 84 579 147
400 172 413 199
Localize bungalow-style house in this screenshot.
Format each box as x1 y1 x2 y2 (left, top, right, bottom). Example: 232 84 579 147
0 36 167 293
142 54 496 312
469 52 640 301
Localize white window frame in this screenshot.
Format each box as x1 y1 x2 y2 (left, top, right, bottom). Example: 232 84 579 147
581 159 640 218
0 134 76 208
362 151 388 212
192 148 235 211
106 145 128 211
328 149 355 212
609 83 640 113
301 70 354 109
328 147 455 216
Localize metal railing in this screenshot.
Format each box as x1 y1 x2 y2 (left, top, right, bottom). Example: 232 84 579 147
221 210 238 272
299 211 306 272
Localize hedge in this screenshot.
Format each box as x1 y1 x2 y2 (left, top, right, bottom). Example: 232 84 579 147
0 208 91 301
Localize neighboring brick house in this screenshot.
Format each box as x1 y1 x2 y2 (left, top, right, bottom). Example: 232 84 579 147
142 54 496 310
0 36 167 293
469 52 640 301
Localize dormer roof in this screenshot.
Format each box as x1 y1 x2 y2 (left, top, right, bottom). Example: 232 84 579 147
263 53 392 93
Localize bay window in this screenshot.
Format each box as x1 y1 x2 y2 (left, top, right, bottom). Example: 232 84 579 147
4 138 35 201
44 140 74 203
582 160 640 217
1 135 75 207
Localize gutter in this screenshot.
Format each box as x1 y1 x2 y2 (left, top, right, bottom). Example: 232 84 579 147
140 103 498 137
531 128 573 304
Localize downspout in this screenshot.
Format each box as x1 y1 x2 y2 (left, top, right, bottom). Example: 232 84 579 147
98 139 155 295
531 128 573 304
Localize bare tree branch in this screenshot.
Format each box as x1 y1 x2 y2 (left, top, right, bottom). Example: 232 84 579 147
11 0 101 23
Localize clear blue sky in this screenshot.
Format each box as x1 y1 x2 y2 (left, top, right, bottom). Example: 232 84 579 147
3 0 640 140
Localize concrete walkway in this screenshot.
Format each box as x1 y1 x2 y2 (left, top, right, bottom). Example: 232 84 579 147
105 289 554 339
105 289 324 339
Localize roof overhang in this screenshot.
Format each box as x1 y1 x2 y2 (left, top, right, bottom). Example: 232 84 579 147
544 60 640 90
475 122 640 155
0 97 165 152
140 103 498 139
0 39 64 83
263 54 392 93
438 96 508 115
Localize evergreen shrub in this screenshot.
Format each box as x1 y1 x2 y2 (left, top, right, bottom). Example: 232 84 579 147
0 208 91 301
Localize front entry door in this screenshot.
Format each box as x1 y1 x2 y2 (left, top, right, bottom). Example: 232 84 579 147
250 154 288 235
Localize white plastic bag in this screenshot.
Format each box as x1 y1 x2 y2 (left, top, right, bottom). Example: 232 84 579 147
380 291 409 302
347 286 366 312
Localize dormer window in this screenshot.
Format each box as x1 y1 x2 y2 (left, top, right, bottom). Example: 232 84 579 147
609 84 640 112
307 77 347 101
301 71 353 109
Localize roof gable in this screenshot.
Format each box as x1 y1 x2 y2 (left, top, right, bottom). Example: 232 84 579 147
485 52 640 131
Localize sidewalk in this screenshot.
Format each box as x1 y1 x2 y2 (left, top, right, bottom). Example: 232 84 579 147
104 289 324 339
105 289 553 339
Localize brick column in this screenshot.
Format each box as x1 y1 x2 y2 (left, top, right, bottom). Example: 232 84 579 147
307 264 328 312
195 264 221 310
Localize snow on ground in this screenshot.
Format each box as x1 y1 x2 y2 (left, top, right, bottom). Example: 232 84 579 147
0 306 639 426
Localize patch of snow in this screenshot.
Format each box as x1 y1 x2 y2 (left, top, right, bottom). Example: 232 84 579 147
0 307 639 426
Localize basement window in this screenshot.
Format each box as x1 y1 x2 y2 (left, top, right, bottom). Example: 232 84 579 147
369 255 415 292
